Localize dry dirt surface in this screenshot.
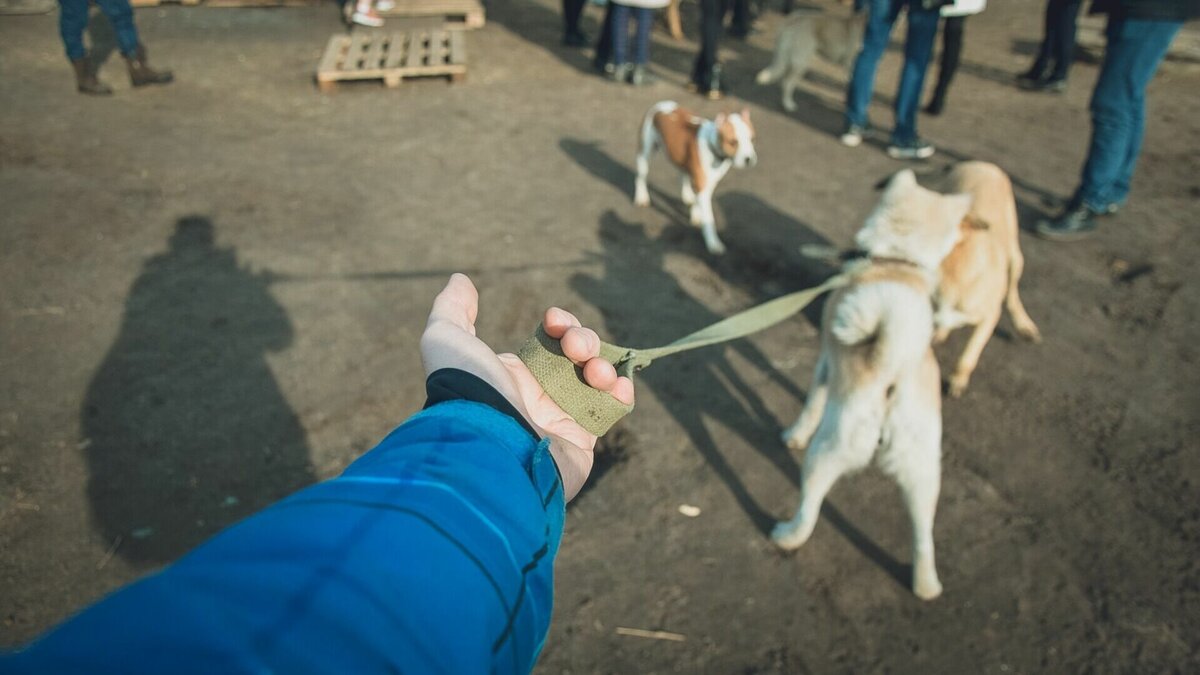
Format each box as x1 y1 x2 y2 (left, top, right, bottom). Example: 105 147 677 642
2 1 1198 672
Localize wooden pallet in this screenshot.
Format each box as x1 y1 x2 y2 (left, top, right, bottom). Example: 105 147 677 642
315 30 467 92
377 0 484 29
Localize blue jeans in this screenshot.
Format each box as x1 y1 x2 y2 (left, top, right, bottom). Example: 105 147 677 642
59 0 140 61
845 0 940 144
611 4 653 66
1075 17 1182 211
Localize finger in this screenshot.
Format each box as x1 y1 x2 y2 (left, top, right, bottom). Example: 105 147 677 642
609 376 635 406
543 307 582 339
427 273 479 335
560 326 601 365
582 357 618 393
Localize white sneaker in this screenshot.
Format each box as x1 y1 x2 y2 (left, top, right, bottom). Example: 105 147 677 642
351 8 384 26
375 0 394 10
840 124 865 148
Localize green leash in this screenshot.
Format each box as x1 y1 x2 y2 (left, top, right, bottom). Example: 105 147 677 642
517 272 851 436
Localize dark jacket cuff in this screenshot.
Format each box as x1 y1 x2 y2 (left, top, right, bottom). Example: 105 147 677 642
424 368 540 441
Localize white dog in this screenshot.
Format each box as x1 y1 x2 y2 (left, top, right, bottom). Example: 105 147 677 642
772 169 972 601
755 8 866 112
634 101 757 255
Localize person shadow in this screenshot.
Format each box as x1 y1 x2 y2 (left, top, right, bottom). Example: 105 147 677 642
81 216 316 567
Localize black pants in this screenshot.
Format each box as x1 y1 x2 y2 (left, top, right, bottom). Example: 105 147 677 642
1032 0 1084 79
593 2 615 65
562 0 586 36
929 15 964 107
691 0 726 88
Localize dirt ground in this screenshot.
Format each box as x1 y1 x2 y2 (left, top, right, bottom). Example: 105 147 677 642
2 0 1198 671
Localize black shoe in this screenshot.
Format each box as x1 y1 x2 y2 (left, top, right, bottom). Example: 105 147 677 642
887 138 936 160
1016 63 1046 86
562 30 588 47
924 96 945 116
1036 204 1101 241
1019 75 1067 93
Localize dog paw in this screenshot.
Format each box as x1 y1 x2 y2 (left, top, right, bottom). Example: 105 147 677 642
781 430 807 451
913 573 943 601
932 328 951 345
1017 322 1042 343
770 522 809 551
705 239 727 255
782 98 798 113
755 69 771 85
948 373 970 398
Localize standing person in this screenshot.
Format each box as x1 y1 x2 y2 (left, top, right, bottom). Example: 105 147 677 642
609 0 670 85
690 0 728 99
58 0 172 95
841 0 948 159
593 1 617 72
726 0 752 38
924 0 988 116
1017 0 1086 92
1 274 634 674
563 0 589 46
1037 0 1197 241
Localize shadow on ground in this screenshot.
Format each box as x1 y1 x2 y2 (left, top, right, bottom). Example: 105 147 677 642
81 216 316 565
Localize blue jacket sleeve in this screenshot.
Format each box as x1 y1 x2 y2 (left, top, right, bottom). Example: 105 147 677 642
2 394 566 674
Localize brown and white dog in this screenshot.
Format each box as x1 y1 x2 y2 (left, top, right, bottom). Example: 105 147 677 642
634 101 757 255
928 161 1041 397
773 169 972 600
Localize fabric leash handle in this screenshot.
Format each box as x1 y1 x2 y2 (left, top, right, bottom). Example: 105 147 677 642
517 273 849 436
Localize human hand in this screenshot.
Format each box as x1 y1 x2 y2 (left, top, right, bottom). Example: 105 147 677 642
420 274 634 501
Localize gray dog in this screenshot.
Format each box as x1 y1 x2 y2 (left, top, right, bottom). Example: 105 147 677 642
756 8 866 112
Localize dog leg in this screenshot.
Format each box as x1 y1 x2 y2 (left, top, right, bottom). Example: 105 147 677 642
698 193 726 254
1005 249 1042 342
772 435 846 550
933 307 972 345
634 153 651 207
897 461 943 600
781 71 803 113
782 355 829 450
634 125 654 207
680 174 696 206
948 308 1000 397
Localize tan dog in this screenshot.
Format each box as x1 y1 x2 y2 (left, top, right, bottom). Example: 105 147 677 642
927 161 1041 397
773 169 972 600
634 101 758 255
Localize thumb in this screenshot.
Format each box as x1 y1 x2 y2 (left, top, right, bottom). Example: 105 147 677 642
426 273 479 336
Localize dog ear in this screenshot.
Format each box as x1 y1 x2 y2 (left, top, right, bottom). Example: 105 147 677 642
879 169 917 196
740 107 750 122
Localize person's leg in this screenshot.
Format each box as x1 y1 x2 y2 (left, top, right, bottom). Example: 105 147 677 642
58 0 90 61
1039 16 1181 240
593 2 615 69
1028 0 1059 77
728 0 750 37
1080 17 1181 209
845 0 899 130
611 4 630 67
562 0 586 40
94 0 140 57
692 0 721 89
1048 0 1083 79
891 0 939 144
926 16 964 114
633 8 652 65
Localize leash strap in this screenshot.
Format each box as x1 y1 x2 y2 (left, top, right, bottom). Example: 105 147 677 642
517 273 850 436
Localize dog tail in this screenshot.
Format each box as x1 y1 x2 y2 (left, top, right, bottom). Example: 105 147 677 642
830 281 933 377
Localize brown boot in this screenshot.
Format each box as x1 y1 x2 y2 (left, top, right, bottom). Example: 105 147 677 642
71 57 113 96
124 44 173 87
